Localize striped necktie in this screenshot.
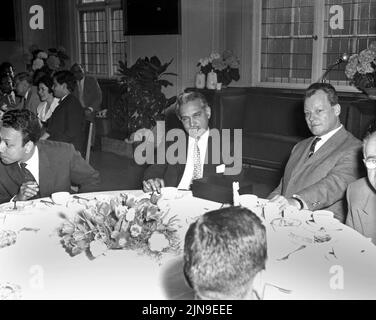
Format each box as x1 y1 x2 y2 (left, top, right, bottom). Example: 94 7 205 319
19 163 41 198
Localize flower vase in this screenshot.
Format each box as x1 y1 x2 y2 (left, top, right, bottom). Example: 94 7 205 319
195 71 206 89
363 88 376 100
206 70 217 90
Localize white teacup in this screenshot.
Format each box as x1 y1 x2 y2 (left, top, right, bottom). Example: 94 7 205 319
239 194 258 210
51 192 71 206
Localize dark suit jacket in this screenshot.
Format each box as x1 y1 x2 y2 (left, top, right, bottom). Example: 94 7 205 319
0 140 101 204
269 127 362 222
346 178 376 244
73 76 102 112
143 133 243 187
46 94 85 154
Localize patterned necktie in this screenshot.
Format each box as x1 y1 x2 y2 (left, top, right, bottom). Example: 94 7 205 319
19 163 40 198
308 137 321 158
192 137 202 180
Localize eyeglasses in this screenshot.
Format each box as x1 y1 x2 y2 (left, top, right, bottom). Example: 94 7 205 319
364 158 376 169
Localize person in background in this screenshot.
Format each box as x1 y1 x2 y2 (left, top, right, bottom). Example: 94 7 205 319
46 70 85 155
14 72 40 115
0 73 18 115
0 62 15 80
346 130 376 244
0 109 100 203
269 83 362 223
183 206 267 300
36 75 59 125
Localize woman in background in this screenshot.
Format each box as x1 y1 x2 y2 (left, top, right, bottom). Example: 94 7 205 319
37 75 59 125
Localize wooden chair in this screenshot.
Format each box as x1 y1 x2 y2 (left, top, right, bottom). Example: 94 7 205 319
85 121 94 163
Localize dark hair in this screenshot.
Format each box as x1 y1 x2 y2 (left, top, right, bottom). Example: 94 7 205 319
14 72 33 85
53 70 76 93
37 75 54 94
0 62 14 76
1 110 42 145
175 91 209 118
305 82 339 106
183 206 267 299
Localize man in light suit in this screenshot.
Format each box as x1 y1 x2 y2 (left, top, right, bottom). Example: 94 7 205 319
142 91 242 193
0 109 100 204
14 72 40 115
346 131 376 243
269 83 362 222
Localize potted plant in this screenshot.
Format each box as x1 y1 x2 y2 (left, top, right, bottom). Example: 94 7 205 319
109 56 177 150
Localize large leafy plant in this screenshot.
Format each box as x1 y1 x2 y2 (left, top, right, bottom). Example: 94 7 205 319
111 56 177 140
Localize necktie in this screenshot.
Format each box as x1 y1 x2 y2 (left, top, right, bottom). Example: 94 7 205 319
20 163 41 198
308 137 321 158
192 137 202 180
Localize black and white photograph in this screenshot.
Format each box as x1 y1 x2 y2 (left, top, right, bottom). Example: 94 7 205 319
0 0 376 304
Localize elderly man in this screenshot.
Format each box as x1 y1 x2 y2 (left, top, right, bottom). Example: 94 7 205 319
143 91 242 193
346 131 376 243
183 206 267 300
269 83 362 222
0 109 100 203
14 72 40 115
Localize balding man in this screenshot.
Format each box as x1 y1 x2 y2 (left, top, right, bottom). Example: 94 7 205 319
346 130 376 244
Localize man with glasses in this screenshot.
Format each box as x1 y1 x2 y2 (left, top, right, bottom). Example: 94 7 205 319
346 130 376 244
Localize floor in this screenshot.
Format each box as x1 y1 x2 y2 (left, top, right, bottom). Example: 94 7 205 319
90 150 279 199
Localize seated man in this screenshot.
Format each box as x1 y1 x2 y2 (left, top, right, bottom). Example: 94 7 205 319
143 91 242 193
183 206 267 300
0 110 100 203
346 130 376 244
269 83 362 222
0 73 18 113
14 72 40 115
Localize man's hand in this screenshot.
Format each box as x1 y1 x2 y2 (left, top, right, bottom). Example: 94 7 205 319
142 178 165 193
15 182 39 201
269 195 300 211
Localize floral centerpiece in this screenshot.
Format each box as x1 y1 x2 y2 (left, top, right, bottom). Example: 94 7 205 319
345 41 376 98
197 50 240 86
58 193 181 261
23 45 70 83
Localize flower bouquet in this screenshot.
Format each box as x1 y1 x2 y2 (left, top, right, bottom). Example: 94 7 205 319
345 42 376 98
23 45 70 83
197 51 240 87
58 193 181 260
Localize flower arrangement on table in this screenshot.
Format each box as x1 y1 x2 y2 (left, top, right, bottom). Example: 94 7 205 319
23 45 70 83
197 50 240 87
345 41 376 98
58 193 181 261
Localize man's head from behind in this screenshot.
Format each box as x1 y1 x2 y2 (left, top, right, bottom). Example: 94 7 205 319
176 91 211 139
14 72 33 97
70 63 85 81
0 110 41 165
363 130 376 191
304 83 341 137
183 206 267 300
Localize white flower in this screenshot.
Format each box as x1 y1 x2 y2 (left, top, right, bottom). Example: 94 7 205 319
32 58 44 71
37 51 48 59
115 205 128 218
89 240 108 258
148 232 169 252
126 208 136 222
130 224 142 237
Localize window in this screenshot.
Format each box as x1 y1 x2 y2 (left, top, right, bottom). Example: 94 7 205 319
256 0 376 89
77 0 127 77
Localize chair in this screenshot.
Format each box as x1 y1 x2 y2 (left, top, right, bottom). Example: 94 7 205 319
83 120 94 163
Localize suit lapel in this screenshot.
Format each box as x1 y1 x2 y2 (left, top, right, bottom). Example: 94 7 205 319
5 162 24 186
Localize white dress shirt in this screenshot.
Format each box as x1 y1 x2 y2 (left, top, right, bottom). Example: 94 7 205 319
313 125 343 153
19 146 40 185
177 130 210 190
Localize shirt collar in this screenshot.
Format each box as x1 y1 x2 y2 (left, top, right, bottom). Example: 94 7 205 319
316 124 342 144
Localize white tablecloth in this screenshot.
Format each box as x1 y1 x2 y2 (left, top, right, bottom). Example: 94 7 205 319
1 191 376 300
